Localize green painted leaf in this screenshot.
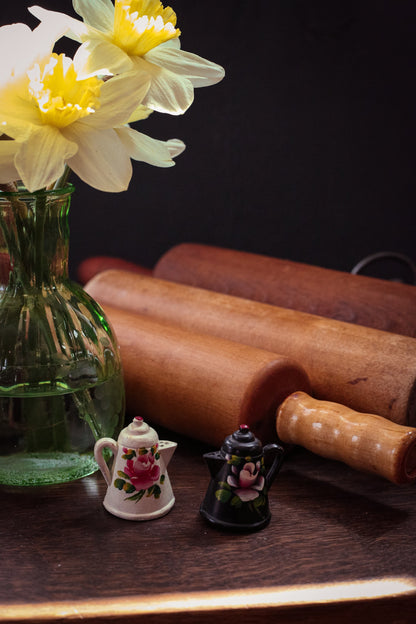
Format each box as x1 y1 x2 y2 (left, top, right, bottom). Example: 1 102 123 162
114 478 125 490
218 481 231 490
138 447 148 455
253 495 266 509
123 483 136 494
146 485 155 497
215 489 232 503
122 451 136 460
117 470 129 479
231 495 243 508
160 474 165 484
153 485 162 499
227 455 243 467
125 490 145 502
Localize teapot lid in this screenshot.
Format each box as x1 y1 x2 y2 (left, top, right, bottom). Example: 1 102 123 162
118 416 159 448
221 424 263 457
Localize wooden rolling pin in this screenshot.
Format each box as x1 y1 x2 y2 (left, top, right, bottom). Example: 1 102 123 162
102 305 311 446
154 243 416 338
276 392 416 485
77 255 151 285
85 271 416 427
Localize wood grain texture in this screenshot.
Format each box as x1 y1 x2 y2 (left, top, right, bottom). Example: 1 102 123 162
276 392 416 484
85 270 416 426
101 305 310 446
1 432 416 623
154 243 416 337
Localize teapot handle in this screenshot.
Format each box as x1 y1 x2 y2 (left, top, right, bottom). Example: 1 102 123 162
94 437 118 486
263 443 286 488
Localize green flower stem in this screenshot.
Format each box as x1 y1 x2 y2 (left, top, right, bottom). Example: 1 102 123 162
72 388 101 441
33 193 47 289
52 165 72 191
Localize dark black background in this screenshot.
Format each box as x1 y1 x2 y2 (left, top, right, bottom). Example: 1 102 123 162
3 1 416 278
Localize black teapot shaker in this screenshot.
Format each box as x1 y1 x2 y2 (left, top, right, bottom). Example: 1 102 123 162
200 424 285 531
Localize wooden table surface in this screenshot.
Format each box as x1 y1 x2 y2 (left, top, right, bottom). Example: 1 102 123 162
1 428 416 623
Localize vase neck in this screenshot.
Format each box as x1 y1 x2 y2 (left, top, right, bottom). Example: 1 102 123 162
0 187 73 289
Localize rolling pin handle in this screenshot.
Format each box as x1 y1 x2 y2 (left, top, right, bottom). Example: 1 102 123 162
276 391 416 485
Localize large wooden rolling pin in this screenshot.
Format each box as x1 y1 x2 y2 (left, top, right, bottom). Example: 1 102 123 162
85 271 416 427
100 305 310 447
154 243 416 338
277 392 416 485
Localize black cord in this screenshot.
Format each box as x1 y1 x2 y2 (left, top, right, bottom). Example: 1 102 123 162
351 252 416 285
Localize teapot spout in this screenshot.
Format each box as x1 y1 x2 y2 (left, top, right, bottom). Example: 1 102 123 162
159 440 177 467
203 450 225 478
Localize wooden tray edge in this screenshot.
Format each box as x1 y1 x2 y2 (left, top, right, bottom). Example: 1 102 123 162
1 576 415 623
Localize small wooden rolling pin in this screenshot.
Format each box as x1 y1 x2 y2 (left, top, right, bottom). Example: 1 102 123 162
77 256 152 285
277 392 416 485
102 305 311 447
85 271 416 427
154 243 416 338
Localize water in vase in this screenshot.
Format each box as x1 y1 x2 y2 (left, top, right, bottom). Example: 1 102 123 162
0 373 124 486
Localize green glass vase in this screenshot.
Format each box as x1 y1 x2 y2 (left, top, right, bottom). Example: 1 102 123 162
0 184 125 486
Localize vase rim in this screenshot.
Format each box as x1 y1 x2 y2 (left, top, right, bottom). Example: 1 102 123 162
0 183 75 198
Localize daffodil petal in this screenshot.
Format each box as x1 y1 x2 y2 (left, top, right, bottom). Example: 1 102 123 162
0 88 41 140
0 21 63 84
83 71 150 129
116 126 185 167
133 57 194 115
64 126 132 192
0 140 19 184
14 126 78 192
127 105 153 124
73 0 114 32
0 24 32 82
146 44 225 88
31 14 70 60
73 40 134 79
165 138 186 159
29 5 92 42
161 38 181 51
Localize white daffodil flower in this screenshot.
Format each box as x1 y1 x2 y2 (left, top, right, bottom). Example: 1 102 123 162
29 0 225 116
0 18 69 186
0 25 185 192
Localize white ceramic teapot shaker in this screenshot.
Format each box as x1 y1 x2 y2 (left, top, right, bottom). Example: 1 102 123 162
94 416 177 520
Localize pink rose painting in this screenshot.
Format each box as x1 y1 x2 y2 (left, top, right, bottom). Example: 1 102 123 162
213 455 267 513
227 461 265 502
124 450 160 491
114 445 164 501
